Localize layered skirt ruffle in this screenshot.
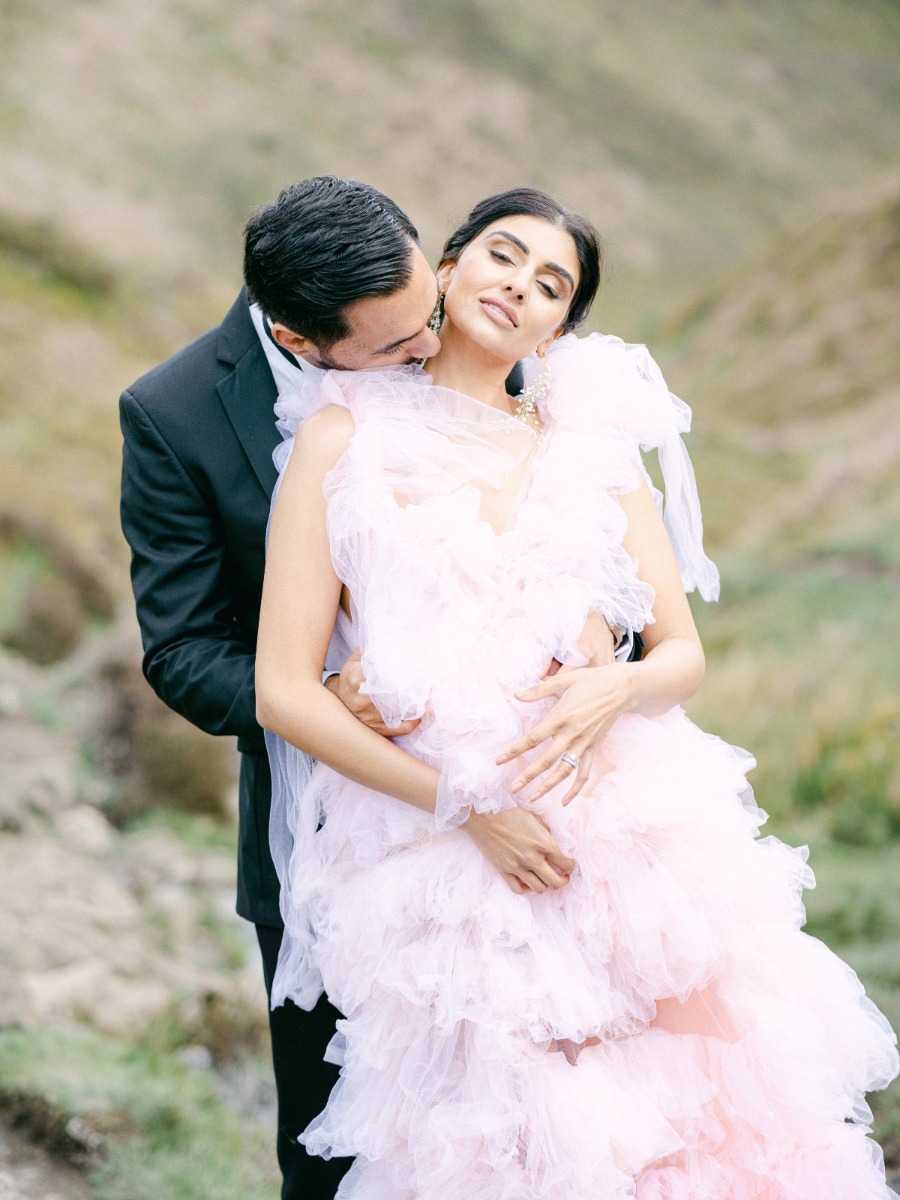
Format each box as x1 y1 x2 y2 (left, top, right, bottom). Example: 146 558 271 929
283 710 898 1198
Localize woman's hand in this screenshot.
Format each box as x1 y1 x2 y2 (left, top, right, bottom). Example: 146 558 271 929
462 807 576 894
497 663 636 805
496 610 623 805
496 478 710 807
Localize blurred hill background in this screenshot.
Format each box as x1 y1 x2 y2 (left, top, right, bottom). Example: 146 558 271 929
0 1 898 1195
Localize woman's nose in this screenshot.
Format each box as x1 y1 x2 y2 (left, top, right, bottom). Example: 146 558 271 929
503 279 526 301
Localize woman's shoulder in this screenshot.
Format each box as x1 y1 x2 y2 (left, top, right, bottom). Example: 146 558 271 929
541 334 719 601
540 332 691 448
294 402 356 463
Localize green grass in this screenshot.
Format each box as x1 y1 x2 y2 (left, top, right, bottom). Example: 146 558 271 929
123 809 239 856
0 539 54 638
0 1027 279 1200
688 562 900 828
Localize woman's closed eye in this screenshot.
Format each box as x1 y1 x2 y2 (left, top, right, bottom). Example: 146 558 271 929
489 249 560 299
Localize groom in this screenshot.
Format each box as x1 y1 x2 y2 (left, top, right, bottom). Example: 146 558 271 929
120 176 574 1200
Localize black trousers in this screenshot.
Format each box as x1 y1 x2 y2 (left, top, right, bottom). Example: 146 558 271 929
256 924 352 1200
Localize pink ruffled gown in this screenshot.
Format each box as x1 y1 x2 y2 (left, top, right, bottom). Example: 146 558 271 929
266 334 898 1199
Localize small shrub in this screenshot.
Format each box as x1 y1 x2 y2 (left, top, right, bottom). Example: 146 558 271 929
792 708 900 843
829 798 896 848
0 1085 106 1168
0 512 116 664
2 574 85 664
0 213 117 297
805 893 891 946
84 652 235 826
193 992 268 1067
131 720 232 820
0 1027 279 1199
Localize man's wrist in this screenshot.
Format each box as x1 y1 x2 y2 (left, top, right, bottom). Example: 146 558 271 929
608 623 629 652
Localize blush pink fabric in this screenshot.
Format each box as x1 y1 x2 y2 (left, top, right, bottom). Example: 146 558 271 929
266 334 898 1199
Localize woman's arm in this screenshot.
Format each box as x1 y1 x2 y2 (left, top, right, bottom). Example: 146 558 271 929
257 405 443 807
497 478 706 802
256 405 575 893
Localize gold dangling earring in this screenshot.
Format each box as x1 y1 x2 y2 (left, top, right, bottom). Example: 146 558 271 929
429 292 445 335
513 357 550 435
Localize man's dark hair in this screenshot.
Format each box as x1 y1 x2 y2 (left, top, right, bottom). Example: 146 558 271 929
440 188 602 335
243 176 420 348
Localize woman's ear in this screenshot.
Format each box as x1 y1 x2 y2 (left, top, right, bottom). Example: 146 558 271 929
535 328 563 359
436 259 455 292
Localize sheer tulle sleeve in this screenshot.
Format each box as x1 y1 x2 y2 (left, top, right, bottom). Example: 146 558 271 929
265 369 358 1008
536 333 720 602
265 728 321 1008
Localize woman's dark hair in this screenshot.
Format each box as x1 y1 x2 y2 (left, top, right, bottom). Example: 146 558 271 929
244 176 420 348
440 188 601 335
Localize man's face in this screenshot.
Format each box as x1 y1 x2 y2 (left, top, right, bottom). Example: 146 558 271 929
273 243 442 371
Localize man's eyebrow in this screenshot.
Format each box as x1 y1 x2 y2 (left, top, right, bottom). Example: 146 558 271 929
376 332 416 354
375 286 440 355
491 231 576 293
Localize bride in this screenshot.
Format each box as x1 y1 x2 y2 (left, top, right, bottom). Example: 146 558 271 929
256 188 898 1198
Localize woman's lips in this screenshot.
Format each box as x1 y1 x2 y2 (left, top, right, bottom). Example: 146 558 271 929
480 298 518 328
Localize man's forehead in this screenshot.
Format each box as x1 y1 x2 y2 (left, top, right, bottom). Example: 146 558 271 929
346 258 438 350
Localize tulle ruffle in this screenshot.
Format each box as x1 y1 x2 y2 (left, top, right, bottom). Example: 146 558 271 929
284 711 897 1198
532 332 720 602
264 336 897 1196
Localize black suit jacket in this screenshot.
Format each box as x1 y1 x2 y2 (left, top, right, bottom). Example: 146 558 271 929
120 288 284 924
120 287 542 924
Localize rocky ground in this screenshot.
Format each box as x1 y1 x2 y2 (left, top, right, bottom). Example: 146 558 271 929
0 623 277 1197
0 1120 91 1200
0 629 263 1039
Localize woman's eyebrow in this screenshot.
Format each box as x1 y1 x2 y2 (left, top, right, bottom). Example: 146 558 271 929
491 231 575 292
492 230 530 256
544 261 575 292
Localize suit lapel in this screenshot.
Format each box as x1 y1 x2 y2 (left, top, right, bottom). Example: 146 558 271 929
216 291 281 499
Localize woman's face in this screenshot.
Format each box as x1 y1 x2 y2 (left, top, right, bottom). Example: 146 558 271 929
437 214 581 363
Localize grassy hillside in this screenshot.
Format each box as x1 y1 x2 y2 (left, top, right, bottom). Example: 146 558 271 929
1 1 899 1190
1 0 897 585
659 179 900 1154
662 176 900 829
1 0 898 330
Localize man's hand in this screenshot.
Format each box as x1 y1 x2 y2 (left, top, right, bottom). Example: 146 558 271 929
496 612 628 805
462 807 576 894
325 649 420 737
543 610 617 679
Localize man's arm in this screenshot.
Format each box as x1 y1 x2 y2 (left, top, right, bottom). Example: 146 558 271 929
120 387 264 751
